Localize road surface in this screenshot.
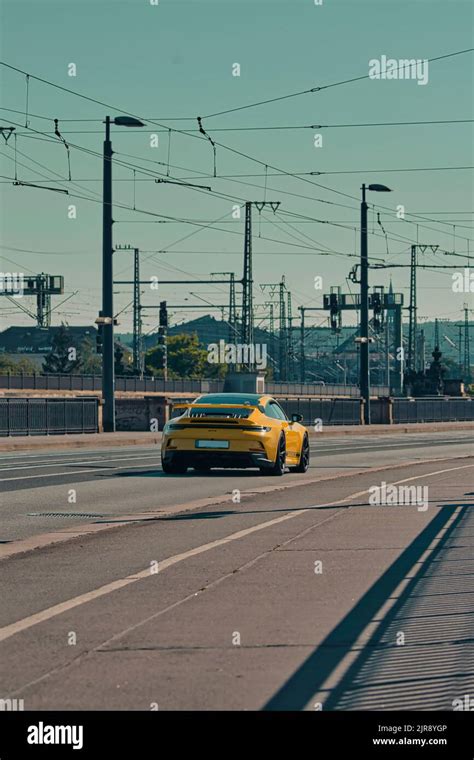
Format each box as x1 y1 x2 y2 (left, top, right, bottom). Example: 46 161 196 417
0 430 473 710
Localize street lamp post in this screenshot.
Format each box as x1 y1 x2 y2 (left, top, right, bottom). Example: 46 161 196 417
360 183 391 425
102 115 144 432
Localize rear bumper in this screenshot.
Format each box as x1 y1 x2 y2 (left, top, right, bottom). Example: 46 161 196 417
161 450 274 470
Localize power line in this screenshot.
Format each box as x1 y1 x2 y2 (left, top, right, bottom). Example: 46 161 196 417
8 118 474 135
2 59 473 266
200 47 474 118
3 57 472 231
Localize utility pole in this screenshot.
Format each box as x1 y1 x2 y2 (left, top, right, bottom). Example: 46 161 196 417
115 244 144 377
464 305 471 381
434 318 440 349
229 272 236 344
260 277 287 379
360 184 370 422
242 202 253 347
359 183 392 421
279 277 287 380
36 273 52 328
241 201 280 354
101 115 145 432
299 307 305 383
102 116 115 432
385 311 390 388
211 272 237 344
264 301 276 377
287 290 295 381
458 324 463 372
419 329 426 372
159 300 168 381
407 245 417 373
407 244 439 373
133 248 143 376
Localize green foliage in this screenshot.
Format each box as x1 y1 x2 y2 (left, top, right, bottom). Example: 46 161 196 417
0 355 38 374
79 336 102 375
145 332 224 378
114 342 133 376
42 324 82 374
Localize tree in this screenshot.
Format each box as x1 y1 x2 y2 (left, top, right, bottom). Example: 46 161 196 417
145 333 209 378
114 342 132 376
0 355 38 374
114 343 125 375
78 336 102 375
42 324 82 374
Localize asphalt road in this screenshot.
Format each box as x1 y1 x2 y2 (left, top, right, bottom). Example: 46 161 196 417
1 431 473 542
0 431 473 710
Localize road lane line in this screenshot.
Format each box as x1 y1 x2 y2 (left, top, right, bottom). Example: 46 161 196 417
2 437 468 479
1 461 472 644
0 447 157 461
0 462 160 483
0 454 159 474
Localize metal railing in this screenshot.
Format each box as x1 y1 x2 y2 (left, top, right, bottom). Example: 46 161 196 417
266 381 390 397
0 374 386 397
277 397 361 426
0 397 99 436
393 397 474 424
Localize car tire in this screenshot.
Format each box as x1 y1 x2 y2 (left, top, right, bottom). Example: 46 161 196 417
269 434 286 476
162 459 188 474
290 434 310 473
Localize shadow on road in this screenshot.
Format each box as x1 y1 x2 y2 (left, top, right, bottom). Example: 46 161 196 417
264 503 473 710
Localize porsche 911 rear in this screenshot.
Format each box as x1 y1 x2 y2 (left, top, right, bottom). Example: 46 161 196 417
161 403 279 474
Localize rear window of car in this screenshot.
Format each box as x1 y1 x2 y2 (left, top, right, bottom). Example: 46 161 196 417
195 394 262 405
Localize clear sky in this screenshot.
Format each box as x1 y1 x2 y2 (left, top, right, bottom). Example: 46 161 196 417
0 0 473 335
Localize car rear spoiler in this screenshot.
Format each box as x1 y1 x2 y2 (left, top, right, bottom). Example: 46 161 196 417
172 403 260 410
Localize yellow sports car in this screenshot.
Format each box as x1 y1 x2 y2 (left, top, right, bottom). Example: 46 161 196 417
161 392 309 476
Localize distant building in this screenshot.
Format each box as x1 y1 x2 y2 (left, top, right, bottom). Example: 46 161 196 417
0 325 97 355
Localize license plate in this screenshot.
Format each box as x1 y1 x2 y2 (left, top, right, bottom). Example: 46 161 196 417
195 440 229 449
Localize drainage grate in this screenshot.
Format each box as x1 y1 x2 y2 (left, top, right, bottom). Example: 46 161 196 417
28 512 104 519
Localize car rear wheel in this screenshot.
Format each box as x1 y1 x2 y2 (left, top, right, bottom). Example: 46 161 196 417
268 434 286 476
290 434 310 473
162 459 188 474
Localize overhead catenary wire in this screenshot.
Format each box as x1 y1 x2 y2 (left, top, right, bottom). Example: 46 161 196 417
199 47 474 118
2 57 473 240
1 90 470 261
7 117 474 134
1 54 472 331
3 126 473 258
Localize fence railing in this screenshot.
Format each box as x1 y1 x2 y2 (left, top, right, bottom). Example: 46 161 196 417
393 397 474 424
0 373 225 394
277 397 362 426
266 381 390 397
0 397 99 436
0 374 387 397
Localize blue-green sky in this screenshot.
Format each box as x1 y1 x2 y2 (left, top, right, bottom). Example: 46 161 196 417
0 0 473 334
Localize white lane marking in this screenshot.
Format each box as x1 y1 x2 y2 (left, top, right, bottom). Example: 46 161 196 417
1 438 470 470
1 461 472 644
0 462 161 483
0 447 156 460
0 454 159 474
311 438 473 451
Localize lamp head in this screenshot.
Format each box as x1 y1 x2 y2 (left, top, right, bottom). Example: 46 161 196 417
368 183 392 192
113 116 145 127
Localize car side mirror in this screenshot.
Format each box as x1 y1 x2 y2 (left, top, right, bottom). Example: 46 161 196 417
291 413 303 423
